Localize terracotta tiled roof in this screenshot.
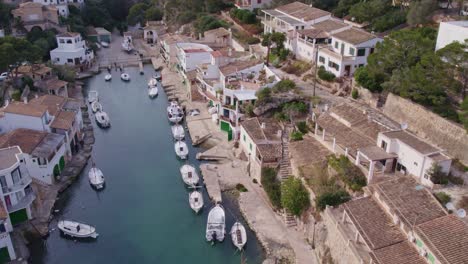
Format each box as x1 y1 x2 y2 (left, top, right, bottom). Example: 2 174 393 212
241 117 281 143
219 60 263 76
3 102 48 117
57 32 80 38
257 143 282 162
50 111 75 130
30 94 67 116
371 241 427 264
0 129 47 154
0 146 21 171
17 64 52 76
276 2 330 21
415 215 468 264
312 19 349 33
343 197 405 250
298 28 329 39
381 130 440 155
204 27 230 37
332 27 378 45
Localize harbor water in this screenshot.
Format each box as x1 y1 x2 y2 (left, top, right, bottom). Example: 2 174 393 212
29 66 264 264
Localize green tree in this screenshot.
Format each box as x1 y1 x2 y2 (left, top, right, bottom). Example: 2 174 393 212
436 40 468 99
145 7 164 21
348 0 389 23
0 37 42 73
261 168 282 209
193 15 228 34
0 2 13 31
127 3 149 25
460 97 468 130
281 177 310 216
428 164 448 185
407 0 438 26
262 32 286 65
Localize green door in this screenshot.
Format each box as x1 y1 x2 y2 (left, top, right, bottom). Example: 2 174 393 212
10 208 28 225
0 247 10 263
228 129 233 141
220 121 233 141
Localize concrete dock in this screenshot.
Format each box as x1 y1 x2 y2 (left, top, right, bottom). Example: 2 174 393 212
200 164 222 203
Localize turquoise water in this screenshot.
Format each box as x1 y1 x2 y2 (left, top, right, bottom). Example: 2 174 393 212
29 66 264 264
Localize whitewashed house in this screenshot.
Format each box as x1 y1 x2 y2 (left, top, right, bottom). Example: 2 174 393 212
0 129 67 185
50 32 94 67
235 0 273 10
316 27 381 77
435 20 468 50
0 146 36 226
32 0 85 17
144 21 159 44
176 43 213 73
0 200 16 262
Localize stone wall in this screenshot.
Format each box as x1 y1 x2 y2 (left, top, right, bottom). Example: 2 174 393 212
383 93 468 165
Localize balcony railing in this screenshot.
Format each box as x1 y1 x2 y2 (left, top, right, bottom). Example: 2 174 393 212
7 191 35 213
1 174 32 195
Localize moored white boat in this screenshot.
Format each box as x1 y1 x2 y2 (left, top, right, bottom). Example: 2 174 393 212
174 141 188 160
88 165 105 189
167 101 184 123
179 164 199 186
95 111 110 128
171 124 184 140
148 86 158 98
91 101 103 113
153 73 162 81
148 78 158 87
230 222 247 250
100 41 109 48
121 73 130 81
104 74 112 81
87 91 98 104
189 190 204 213
206 204 225 242
58 220 98 238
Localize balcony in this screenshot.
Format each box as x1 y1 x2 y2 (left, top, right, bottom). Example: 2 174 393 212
7 191 35 213
1 174 32 195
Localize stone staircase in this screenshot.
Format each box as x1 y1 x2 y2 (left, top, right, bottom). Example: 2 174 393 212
284 210 297 227
278 125 293 182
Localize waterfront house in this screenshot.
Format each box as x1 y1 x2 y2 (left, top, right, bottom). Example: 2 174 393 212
176 43 214 73
0 200 16 262
87 26 112 43
0 146 36 226
435 21 468 50
143 21 160 44
159 34 188 66
11 2 62 33
316 27 381 77
16 64 53 82
202 28 232 48
0 129 66 185
50 32 95 69
34 78 69 97
235 0 273 10
240 118 282 182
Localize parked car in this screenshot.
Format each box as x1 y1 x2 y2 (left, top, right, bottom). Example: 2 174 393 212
0 72 8 82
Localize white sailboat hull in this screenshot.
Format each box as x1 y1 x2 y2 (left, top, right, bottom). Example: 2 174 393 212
91 101 103 113
206 204 226 242
88 167 105 189
95 111 110 128
104 74 112 81
121 73 130 81
189 191 204 213
230 222 247 250
175 141 189 160
148 87 158 98
179 164 199 186
58 220 98 238
148 78 158 87
171 125 185 140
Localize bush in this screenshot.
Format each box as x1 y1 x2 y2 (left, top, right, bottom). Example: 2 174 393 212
351 89 359 99
296 121 308 134
427 164 449 185
317 66 335 82
246 36 260 44
255 87 271 104
11 90 21 101
272 79 296 93
261 168 282 208
282 61 312 76
230 8 258 24
435 192 451 205
236 183 248 192
252 178 258 184
281 177 310 216
354 67 383 92
290 131 303 141
274 111 287 121
371 9 406 32
328 155 367 191
315 189 350 211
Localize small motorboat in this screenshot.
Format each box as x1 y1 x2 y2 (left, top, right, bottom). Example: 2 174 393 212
171 124 185 140
188 109 200 116
206 204 225 243
121 73 130 81
179 164 199 186
148 86 158 98
58 220 98 239
189 191 204 213
100 41 109 48
88 165 105 189
174 141 189 160
91 101 103 113
104 74 112 81
87 91 98 104
230 222 247 250
95 111 110 128
153 73 162 81
148 78 158 87
167 101 184 123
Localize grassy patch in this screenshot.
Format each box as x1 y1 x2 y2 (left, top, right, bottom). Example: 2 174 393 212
236 183 248 192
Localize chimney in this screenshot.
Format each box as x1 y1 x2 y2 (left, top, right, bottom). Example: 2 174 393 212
261 122 266 129
23 97 28 104
198 33 202 40
228 47 232 57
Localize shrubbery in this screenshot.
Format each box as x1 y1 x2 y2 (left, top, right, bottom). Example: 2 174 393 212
261 168 282 209
290 131 303 141
230 8 258 24
351 89 359 99
317 66 335 82
435 192 451 205
328 155 367 191
315 190 350 211
272 79 296 93
281 177 310 216
296 121 308 134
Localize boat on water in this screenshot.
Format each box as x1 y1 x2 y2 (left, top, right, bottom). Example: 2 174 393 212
171 124 185 140
179 164 199 186
87 91 98 104
174 141 189 160
153 73 162 81
122 40 133 52
167 101 184 123
121 73 130 81
230 222 247 250
189 190 204 213
88 165 105 189
91 101 103 113
104 74 112 81
206 204 226 243
95 111 111 128
148 86 158 98
100 41 109 48
148 78 158 87
58 220 98 239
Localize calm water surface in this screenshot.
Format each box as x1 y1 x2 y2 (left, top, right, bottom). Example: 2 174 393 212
29 66 264 264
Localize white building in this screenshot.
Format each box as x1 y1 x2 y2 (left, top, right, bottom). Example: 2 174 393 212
435 20 468 50
50 32 94 67
176 43 213 73
374 130 452 187
0 146 36 226
0 129 67 185
316 27 381 77
235 0 273 10
0 200 16 262
32 0 85 17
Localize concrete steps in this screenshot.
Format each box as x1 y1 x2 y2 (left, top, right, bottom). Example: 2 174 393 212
284 211 297 227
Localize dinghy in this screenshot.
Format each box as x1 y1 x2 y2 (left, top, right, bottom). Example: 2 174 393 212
153 73 162 81
148 86 158 98
189 190 204 213
174 141 188 159
88 165 105 189
95 111 110 128
91 101 103 113
206 204 225 242
100 41 109 48
87 91 98 104
58 220 98 239
121 73 130 81
179 164 199 186
148 78 158 87
171 124 185 140
230 222 247 250
104 74 112 81
167 101 184 123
